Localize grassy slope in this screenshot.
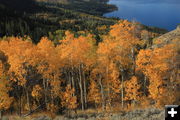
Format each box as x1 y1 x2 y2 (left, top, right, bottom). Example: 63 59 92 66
153 26 180 47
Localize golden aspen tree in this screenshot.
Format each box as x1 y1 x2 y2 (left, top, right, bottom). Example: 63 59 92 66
32 85 43 105
97 33 120 110
88 80 101 107
108 20 140 74
57 31 96 110
0 61 13 118
61 84 77 110
0 78 13 118
90 66 105 111
170 39 180 104
37 37 62 109
36 37 62 112
0 20 178 116
109 62 121 97
97 20 140 109
106 62 121 109
0 37 35 113
90 61 120 110
136 42 178 107
124 76 141 108
0 37 33 85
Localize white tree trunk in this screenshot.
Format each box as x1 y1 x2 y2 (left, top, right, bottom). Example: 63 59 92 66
99 76 105 111
79 64 84 111
0 110 2 119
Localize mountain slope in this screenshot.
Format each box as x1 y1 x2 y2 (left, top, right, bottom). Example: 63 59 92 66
153 25 180 48
0 0 117 42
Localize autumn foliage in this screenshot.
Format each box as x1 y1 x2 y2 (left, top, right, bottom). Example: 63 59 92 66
0 20 179 116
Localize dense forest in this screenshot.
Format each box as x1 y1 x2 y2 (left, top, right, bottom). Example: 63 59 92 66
0 20 179 118
0 0 179 119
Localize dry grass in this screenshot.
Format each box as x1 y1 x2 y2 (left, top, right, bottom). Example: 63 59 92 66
2 107 164 120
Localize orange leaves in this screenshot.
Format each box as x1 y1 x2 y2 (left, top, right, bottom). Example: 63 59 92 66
0 63 13 110
32 85 42 99
108 62 120 94
0 61 3 75
136 42 178 107
98 20 140 70
136 44 175 77
0 20 178 112
0 37 34 86
88 80 101 104
0 54 13 111
110 20 140 47
37 37 56 64
136 49 152 74
58 31 96 68
95 20 141 108
50 79 62 97
61 84 77 110
37 37 60 68
0 91 13 110
125 76 141 101
47 103 58 113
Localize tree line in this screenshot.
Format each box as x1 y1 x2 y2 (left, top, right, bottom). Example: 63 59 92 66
0 20 179 117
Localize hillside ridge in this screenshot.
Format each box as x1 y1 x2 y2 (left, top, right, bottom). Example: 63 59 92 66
153 25 180 48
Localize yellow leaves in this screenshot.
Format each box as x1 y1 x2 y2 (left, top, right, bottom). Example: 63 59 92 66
98 20 140 70
61 84 78 110
0 68 13 110
37 37 55 61
0 37 35 86
136 41 178 107
37 37 60 68
58 31 96 68
109 62 120 94
88 80 101 104
32 85 42 98
151 48 173 71
136 49 152 72
0 93 13 110
0 21 178 112
0 61 3 75
47 103 58 113
97 25 107 31
50 79 62 97
136 43 175 76
110 20 140 45
95 21 142 105
110 20 131 37
125 76 141 101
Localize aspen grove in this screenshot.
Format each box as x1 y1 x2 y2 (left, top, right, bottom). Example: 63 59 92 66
0 20 179 116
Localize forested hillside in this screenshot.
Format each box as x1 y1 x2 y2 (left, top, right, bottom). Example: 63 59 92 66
0 0 167 43
0 21 179 119
0 0 179 119
0 0 118 43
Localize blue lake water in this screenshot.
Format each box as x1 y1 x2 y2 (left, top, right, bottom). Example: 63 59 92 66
104 0 180 31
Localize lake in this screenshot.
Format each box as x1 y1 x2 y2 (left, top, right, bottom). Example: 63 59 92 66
104 0 180 31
